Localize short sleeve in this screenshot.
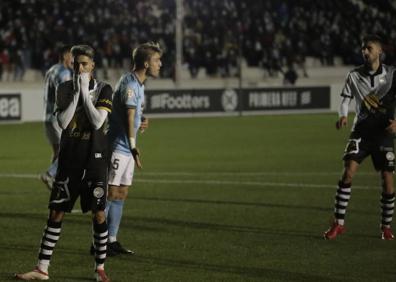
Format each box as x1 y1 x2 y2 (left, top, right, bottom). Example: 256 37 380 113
96 84 113 113
340 72 353 99
123 83 138 109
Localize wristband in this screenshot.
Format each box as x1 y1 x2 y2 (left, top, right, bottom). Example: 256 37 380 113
129 137 136 149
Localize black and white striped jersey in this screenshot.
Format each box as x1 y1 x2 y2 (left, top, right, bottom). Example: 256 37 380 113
341 64 396 133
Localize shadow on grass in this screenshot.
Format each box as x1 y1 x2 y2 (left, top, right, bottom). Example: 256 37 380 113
116 254 344 282
0 211 163 232
0 211 360 240
121 215 318 239
132 196 375 216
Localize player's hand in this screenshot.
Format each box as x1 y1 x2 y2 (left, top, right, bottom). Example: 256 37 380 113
72 72 80 94
80 72 90 91
336 116 347 130
131 148 142 169
139 116 149 133
386 119 396 134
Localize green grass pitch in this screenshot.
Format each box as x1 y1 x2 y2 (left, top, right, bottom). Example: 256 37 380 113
0 114 395 281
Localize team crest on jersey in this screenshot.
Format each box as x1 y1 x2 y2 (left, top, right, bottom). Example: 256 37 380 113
386 152 395 161
362 94 385 114
127 88 135 98
93 187 104 198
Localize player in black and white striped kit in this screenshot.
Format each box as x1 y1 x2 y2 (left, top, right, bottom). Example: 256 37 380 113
324 35 396 240
15 45 112 281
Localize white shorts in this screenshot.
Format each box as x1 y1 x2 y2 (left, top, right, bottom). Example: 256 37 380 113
108 151 135 186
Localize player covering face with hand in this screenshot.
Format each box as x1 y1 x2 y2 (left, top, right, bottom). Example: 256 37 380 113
15 45 113 282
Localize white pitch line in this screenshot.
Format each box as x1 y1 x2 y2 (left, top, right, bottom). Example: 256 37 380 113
0 173 375 190
133 178 374 190
136 171 377 177
0 173 39 178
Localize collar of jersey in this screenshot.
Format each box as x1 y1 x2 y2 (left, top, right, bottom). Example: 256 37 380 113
131 72 144 87
362 64 383 76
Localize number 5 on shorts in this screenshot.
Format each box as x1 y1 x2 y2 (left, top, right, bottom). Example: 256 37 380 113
112 158 120 170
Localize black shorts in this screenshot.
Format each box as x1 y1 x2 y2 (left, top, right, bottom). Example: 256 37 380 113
49 166 108 213
343 132 395 171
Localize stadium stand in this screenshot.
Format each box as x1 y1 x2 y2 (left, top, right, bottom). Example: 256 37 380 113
0 0 395 82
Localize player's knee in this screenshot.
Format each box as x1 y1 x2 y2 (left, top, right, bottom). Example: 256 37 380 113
107 187 119 200
49 210 64 222
342 164 358 183
119 188 128 199
380 171 394 192
108 186 128 200
93 211 106 224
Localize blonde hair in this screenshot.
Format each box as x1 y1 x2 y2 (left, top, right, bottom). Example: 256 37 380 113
132 42 162 70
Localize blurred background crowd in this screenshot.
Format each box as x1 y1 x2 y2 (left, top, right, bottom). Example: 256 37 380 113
0 0 395 81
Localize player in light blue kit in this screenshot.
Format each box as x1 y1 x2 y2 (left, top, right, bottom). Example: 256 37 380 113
41 45 73 190
106 42 162 255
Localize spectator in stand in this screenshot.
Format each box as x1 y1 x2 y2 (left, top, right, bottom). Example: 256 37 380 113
283 63 298 85
0 0 396 79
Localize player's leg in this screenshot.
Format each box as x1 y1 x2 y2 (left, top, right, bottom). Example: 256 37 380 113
107 185 134 255
324 136 366 239
379 171 395 240
41 121 61 190
15 165 79 280
106 151 135 255
19 168 81 277
15 209 65 280
324 160 359 239
374 136 395 240
83 168 111 282
337 159 359 222
92 210 110 282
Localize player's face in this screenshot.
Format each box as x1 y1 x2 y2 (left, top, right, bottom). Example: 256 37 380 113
73 55 95 74
147 52 162 78
361 41 382 65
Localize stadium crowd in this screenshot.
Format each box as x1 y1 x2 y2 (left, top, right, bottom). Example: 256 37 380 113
0 0 395 80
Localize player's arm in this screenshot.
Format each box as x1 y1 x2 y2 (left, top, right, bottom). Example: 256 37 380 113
127 108 142 169
336 73 353 130
56 81 80 129
386 71 396 134
80 73 111 130
336 96 350 129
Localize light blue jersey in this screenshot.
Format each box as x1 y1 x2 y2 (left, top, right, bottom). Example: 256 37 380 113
44 63 72 121
109 72 145 155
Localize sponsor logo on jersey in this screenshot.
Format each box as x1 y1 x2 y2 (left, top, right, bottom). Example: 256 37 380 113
363 94 385 113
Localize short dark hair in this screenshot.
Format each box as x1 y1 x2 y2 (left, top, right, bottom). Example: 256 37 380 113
362 34 383 46
57 44 72 61
71 44 95 60
132 42 162 70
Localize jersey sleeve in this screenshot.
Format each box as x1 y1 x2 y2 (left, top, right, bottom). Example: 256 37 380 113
340 72 353 99
123 82 139 109
96 84 113 113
